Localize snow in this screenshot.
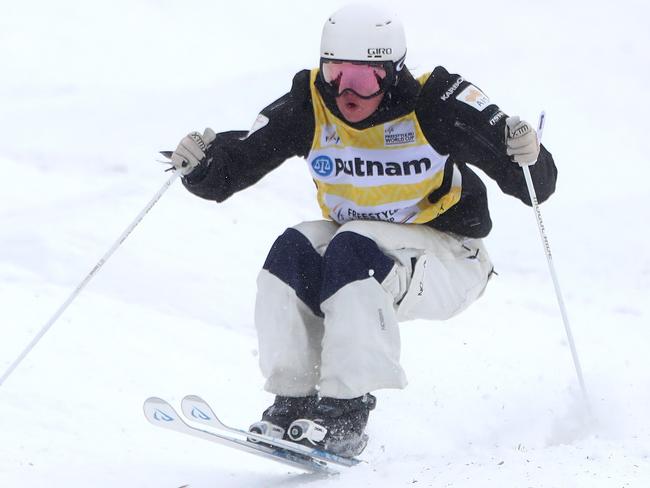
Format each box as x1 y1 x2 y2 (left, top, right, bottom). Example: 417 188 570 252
1 0 649 486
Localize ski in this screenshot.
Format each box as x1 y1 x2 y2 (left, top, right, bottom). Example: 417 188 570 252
143 397 337 474
180 394 361 468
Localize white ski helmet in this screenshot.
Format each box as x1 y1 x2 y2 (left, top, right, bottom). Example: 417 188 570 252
320 4 407 65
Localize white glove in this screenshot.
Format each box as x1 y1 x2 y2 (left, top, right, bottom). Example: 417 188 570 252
170 128 216 175
505 116 539 167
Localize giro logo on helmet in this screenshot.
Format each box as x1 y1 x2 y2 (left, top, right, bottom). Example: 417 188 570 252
367 48 393 58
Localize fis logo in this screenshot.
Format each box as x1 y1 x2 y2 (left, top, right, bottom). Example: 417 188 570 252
321 124 341 147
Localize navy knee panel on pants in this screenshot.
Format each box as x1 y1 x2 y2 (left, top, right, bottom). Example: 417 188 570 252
320 231 394 303
263 228 395 316
262 228 324 317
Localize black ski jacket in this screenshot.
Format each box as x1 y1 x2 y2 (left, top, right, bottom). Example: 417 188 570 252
182 66 557 238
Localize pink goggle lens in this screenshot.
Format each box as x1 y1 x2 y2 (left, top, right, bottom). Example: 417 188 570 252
321 62 388 97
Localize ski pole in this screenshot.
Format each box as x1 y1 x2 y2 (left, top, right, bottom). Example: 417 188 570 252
0 170 182 388
522 112 589 403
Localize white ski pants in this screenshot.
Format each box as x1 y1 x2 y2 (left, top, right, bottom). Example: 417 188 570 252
255 220 493 399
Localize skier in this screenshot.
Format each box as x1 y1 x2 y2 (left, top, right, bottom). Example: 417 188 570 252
167 4 557 458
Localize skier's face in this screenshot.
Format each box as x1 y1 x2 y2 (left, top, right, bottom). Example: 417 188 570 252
321 59 390 122
336 91 384 123
322 61 389 98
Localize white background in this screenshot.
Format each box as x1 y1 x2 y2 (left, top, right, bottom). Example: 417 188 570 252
1 0 649 486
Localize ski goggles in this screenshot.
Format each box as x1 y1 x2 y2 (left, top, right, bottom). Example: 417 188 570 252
320 59 393 99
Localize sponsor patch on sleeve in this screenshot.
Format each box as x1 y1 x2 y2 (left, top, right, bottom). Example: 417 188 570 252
456 85 490 111
245 113 269 138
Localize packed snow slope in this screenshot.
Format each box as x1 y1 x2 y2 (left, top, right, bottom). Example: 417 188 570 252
1 1 649 486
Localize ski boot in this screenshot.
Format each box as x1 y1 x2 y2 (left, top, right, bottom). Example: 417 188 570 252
249 395 318 442
287 393 376 457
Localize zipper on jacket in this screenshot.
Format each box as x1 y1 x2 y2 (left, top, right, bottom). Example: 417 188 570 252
453 121 502 159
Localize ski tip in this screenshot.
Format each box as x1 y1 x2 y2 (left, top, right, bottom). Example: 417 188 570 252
143 397 181 425
144 396 167 404
143 396 168 412
182 394 205 403
181 395 218 423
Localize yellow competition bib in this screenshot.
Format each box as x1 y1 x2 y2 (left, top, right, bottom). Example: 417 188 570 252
306 69 461 224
